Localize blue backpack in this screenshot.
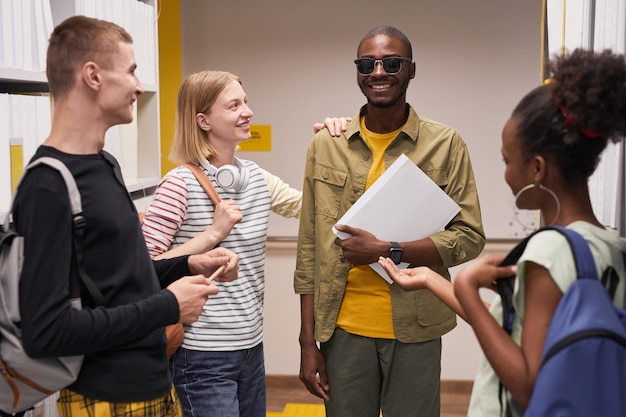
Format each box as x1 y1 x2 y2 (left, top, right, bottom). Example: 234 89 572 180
496 226 626 417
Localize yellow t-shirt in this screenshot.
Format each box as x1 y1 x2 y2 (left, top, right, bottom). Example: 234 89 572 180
336 117 400 339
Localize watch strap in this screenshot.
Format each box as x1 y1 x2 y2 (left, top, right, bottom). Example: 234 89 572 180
390 241 403 264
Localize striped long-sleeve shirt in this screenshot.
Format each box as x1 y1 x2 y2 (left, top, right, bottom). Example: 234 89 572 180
142 159 301 350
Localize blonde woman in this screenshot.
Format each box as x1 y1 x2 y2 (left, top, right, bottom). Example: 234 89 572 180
142 70 341 417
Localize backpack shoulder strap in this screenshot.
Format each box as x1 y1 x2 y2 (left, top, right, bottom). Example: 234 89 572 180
3 157 81 231
496 226 597 333
548 225 598 281
23 157 83 217
14 157 105 307
497 229 542 334
620 237 626 284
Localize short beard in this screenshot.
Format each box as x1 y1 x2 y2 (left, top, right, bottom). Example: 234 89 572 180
367 95 402 109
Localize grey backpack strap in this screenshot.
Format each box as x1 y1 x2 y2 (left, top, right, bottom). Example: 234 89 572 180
11 157 104 307
619 237 626 309
22 157 82 216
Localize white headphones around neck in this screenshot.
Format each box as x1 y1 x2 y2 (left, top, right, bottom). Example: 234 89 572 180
202 157 249 191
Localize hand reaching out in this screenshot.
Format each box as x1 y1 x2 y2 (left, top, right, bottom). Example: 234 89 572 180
378 256 433 291
454 254 516 292
379 255 472 321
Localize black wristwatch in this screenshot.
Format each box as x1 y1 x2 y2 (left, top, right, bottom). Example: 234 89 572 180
389 241 403 265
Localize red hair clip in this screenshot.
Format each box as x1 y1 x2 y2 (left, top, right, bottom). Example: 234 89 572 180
559 106 600 138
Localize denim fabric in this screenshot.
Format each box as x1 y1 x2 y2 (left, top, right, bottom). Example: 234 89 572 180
170 344 266 417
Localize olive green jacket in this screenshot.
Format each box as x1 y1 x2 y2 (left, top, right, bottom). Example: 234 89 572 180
294 105 485 343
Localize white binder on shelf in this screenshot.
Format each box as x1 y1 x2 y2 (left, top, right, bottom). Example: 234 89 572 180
0 1 15 69
11 0 24 70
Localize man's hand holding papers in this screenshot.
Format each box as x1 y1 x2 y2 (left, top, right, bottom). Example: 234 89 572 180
331 154 460 283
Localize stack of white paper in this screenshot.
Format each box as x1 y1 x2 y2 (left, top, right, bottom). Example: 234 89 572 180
332 154 461 283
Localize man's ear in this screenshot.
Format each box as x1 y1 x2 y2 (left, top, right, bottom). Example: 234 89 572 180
408 61 416 80
82 61 101 91
196 113 211 132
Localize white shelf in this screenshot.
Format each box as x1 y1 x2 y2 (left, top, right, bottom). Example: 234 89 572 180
0 68 47 84
125 177 160 193
1 0 161 217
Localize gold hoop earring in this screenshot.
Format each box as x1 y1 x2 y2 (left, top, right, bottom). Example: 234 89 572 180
513 183 561 230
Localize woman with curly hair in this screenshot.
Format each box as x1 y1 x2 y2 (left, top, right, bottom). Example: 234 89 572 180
378 48 626 417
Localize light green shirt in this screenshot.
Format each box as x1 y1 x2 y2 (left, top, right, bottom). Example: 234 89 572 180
294 104 485 343
468 221 625 417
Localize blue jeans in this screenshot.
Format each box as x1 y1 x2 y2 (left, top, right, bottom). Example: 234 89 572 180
170 344 266 417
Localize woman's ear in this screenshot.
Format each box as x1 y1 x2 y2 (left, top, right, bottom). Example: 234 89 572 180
196 113 211 132
532 155 547 183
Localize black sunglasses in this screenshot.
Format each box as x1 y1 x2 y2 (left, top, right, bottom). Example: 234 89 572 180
353 57 412 75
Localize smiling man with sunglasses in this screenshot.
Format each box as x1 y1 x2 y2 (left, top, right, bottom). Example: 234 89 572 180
295 26 485 417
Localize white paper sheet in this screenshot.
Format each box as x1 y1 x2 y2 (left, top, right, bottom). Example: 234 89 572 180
332 154 461 283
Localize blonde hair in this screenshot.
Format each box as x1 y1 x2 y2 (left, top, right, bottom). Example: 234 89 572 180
170 70 242 164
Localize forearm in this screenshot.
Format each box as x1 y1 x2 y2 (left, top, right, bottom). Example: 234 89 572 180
454 276 533 406
424 271 468 322
430 141 485 266
262 168 302 219
153 256 191 287
400 237 443 266
299 294 316 347
23 290 178 357
153 228 222 259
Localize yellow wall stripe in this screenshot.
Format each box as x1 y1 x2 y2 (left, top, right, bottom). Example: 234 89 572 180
157 0 182 176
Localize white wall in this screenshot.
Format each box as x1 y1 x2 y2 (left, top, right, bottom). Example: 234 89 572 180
180 0 542 378
182 0 543 240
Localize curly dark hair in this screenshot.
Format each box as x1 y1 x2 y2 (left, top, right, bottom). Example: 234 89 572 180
511 49 626 184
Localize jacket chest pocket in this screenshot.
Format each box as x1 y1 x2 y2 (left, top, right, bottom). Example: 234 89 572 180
424 169 449 191
313 164 348 220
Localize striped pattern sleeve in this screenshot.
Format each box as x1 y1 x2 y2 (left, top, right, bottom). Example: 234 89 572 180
260 168 302 219
142 173 189 258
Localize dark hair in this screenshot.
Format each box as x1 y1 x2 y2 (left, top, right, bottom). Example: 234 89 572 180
359 26 413 59
512 49 626 184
